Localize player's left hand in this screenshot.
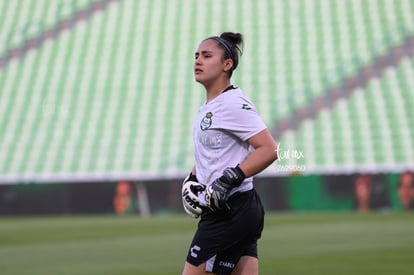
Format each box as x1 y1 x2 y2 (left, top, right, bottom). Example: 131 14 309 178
203 166 246 213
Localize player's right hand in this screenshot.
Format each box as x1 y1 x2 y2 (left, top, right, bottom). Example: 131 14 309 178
182 173 206 218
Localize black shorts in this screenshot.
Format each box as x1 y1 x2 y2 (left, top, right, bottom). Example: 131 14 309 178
186 188 265 274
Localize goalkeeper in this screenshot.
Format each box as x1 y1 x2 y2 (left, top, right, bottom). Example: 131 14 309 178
182 32 278 275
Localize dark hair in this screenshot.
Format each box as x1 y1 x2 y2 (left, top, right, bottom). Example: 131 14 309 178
206 32 243 78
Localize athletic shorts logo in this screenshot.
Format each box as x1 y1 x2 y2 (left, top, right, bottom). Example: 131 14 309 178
219 261 235 269
190 245 201 258
200 112 213 131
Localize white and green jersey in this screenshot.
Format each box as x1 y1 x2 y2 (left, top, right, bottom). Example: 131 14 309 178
193 87 267 195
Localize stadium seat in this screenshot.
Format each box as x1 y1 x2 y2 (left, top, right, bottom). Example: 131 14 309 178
0 0 413 182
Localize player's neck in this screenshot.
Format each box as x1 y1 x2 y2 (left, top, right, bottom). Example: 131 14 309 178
205 80 232 103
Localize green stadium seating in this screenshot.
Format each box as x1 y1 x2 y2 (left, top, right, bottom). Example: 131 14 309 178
0 0 413 182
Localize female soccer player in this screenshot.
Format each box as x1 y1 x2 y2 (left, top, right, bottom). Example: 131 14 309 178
182 32 278 275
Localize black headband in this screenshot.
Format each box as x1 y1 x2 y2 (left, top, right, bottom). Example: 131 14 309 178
208 36 238 70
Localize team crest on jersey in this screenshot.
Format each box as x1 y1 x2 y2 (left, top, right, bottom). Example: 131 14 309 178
200 112 213 131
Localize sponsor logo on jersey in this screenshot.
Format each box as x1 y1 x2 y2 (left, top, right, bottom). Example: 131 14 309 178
241 103 251 110
200 112 213 131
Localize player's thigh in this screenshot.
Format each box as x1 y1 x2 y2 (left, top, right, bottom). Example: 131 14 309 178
182 261 217 275
231 256 258 275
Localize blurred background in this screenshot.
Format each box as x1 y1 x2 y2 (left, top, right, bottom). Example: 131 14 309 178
0 0 413 216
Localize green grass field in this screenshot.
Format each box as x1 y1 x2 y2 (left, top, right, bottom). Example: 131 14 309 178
0 212 413 275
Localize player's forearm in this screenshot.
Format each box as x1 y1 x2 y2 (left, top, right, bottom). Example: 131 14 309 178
238 146 278 178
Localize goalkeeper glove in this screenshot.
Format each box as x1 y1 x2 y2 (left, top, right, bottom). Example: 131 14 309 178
182 173 205 218
204 166 246 213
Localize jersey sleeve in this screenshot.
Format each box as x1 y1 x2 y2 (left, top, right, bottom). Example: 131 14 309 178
219 94 267 141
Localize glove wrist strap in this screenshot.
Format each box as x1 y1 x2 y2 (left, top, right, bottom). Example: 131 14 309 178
187 172 198 182
220 165 246 188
